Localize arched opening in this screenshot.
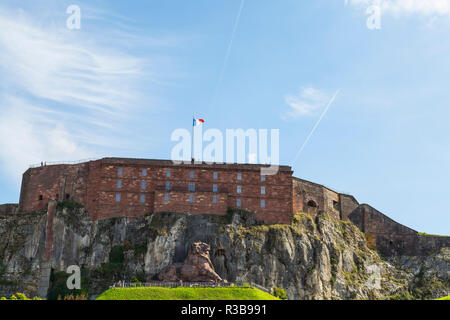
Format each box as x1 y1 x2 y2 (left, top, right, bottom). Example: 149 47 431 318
307 200 318 208
38 195 43 201
306 199 319 216
65 193 70 200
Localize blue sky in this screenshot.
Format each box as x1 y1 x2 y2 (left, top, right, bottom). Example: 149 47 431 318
0 0 449 235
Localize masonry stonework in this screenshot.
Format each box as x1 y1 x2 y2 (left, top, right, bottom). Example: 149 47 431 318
348 204 450 256
13 157 450 256
292 178 340 219
19 158 293 224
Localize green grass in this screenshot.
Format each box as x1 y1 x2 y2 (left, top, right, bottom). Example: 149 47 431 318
418 232 448 237
436 296 450 300
96 287 279 300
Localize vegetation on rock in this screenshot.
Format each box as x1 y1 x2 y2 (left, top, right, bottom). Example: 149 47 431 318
273 287 288 300
0 292 42 300
0 205 448 300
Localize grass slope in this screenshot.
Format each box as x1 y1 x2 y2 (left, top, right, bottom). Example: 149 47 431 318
436 296 450 300
96 287 279 300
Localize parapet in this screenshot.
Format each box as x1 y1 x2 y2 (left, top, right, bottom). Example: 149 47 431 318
0 204 19 215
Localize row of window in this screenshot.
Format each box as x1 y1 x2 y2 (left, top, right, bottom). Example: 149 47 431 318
114 193 267 208
115 193 146 203
162 194 266 208
117 179 147 190
117 167 267 182
38 193 70 201
117 179 266 195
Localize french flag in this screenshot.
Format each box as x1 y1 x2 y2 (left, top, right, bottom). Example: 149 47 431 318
193 118 205 126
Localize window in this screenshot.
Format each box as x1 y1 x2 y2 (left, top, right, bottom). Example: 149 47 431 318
65 193 70 200
140 194 146 203
237 173 242 180
189 194 194 203
213 184 218 193
307 200 318 208
39 195 43 201
115 193 121 202
237 185 242 194
261 174 266 182
261 186 266 195
261 199 266 208
117 180 122 189
118 167 123 176
141 181 146 190
164 193 170 202
166 169 171 178
333 200 339 210
188 182 195 192
190 170 195 178
213 195 218 204
142 168 147 176
213 172 218 179
236 198 241 207
165 181 171 191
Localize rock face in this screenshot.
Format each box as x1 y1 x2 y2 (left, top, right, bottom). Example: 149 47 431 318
0 204 448 300
158 242 223 282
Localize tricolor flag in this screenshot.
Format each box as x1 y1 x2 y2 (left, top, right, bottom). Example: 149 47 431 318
193 118 205 126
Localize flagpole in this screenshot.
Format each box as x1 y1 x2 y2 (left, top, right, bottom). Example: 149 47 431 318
191 115 194 163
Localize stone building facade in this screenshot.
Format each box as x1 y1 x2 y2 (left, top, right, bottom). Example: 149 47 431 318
15 157 450 256
19 158 293 224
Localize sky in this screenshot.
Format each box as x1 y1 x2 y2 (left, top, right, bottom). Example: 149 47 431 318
0 0 449 235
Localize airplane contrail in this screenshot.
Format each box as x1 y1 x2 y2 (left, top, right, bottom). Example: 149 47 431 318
291 89 341 166
209 0 245 112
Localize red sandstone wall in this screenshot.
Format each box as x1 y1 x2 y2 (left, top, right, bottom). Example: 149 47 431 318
19 163 90 212
97 162 293 223
19 159 294 224
154 190 228 215
339 194 359 221
292 178 340 220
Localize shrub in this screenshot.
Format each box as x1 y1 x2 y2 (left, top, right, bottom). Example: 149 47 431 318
47 269 89 300
273 287 288 300
56 200 83 210
131 277 142 286
61 293 88 300
109 246 125 264
0 292 42 300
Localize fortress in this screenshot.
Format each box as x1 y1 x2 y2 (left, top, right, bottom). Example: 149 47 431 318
4 157 449 256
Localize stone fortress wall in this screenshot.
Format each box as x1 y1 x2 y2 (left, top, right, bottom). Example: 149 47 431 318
12 157 450 256
18 158 293 224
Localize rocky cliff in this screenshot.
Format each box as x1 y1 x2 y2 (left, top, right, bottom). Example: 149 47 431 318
0 203 448 300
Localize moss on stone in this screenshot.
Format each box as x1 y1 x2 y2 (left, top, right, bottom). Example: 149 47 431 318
56 200 83 210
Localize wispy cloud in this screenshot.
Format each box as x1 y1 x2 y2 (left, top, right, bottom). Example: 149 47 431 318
0 9 144 115
0 4 174 184
283 87 331 119
346 0 450 17
290 90 340 165
0 96 93 180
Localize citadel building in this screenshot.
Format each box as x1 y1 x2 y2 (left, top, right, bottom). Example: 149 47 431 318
9 157 450 256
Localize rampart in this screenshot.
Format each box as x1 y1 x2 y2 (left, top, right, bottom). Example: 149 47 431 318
18 158 293 224
9 157 450 256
